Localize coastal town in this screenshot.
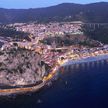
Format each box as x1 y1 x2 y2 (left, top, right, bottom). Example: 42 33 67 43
1 1 108 108
0 21 108 95
9 21 83 37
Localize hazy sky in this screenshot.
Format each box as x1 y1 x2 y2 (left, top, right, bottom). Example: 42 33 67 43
0 0 108 9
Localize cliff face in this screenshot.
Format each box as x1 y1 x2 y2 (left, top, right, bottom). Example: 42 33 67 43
0 45 48 86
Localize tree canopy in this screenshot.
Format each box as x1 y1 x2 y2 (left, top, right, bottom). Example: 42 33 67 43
81 24 108 44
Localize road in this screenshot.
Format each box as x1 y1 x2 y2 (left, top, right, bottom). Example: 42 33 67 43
0 82 45 96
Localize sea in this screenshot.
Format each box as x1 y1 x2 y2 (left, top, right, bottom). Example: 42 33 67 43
1 56 108 108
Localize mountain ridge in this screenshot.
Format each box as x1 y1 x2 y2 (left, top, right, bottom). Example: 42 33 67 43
0 2 108 23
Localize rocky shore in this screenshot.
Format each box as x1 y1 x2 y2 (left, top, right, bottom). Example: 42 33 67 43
1 42 108 96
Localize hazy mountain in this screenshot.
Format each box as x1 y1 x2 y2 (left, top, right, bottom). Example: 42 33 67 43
0 2 108 23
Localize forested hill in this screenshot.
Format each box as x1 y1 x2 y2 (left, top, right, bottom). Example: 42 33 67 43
0 2 108 23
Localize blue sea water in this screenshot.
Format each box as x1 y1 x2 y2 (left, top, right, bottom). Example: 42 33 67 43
1 58 108 108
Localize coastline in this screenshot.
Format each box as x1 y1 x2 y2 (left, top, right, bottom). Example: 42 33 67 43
0 53 108 96
0 82 45 96
62 54 108 66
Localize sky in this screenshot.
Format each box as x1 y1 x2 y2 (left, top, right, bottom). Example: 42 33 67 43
0 0 108 9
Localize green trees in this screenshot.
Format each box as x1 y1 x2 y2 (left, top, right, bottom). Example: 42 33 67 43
81 24 108 44
0 25 30 41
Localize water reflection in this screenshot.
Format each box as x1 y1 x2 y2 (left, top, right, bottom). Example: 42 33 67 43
1 59 108 108
62 59 108 74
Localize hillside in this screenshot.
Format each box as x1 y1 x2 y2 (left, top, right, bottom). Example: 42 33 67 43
0 2 108 23
0 45 49 87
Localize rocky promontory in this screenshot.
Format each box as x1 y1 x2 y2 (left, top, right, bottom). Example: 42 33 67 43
0 44 49 87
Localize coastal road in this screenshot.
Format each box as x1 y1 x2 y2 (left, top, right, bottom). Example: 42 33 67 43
0 82 45 96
